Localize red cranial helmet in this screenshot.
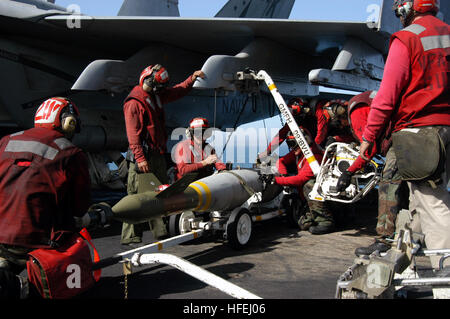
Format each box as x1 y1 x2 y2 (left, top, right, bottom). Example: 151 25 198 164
139 64 170 89
34 97 80 135
394 0 439 18
189 117 209 130
188 117 211 140
287 97 310 116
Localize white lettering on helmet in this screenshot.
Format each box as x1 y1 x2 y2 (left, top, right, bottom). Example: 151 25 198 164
35 99 65 125
160 70 169 82
190 119 205 128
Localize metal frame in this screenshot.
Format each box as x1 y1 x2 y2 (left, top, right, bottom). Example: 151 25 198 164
335 231 450 299
175 187 294 246
309 142 382 203
130 253 261 299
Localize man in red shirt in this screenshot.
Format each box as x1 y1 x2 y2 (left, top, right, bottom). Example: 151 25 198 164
273 129 335 234
359 0 450 269
258 98 352 162
173 117 226 180
336 91 409 255
0 97 90 277
121 64 204 245
257 97 318 160
316 99 354 148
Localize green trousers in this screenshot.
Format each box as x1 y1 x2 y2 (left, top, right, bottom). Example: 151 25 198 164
300 179 334 229
121 154 169 244
0 244 31 275
376 148 409 239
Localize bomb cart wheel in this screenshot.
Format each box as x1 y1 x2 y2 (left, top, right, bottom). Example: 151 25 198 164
226 209 252 250
168 211 195 236
282 195 304 229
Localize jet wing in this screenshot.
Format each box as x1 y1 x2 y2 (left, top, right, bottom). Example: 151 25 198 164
44 16 390 56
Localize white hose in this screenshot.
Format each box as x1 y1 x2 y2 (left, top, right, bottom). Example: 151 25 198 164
131 253 262 299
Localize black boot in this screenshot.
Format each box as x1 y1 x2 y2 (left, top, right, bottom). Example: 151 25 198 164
309 223 334 235
355 240 391 256
308 210 334 235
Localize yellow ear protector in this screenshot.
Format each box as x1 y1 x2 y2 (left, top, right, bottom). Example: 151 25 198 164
61 103 80 135
62 115 77 134
327 103 347 119
302 106 311 114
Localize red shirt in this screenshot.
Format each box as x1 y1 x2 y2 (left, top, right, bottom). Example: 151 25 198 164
265 101 325 154
124 75 195 163
275 146 324 200
314 100 354 146
347 105 378 173
363 15 450 144
0 128 91 248
314 100 332 146
174 139 226 180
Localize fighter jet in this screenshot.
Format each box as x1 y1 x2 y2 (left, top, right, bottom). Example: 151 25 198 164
1 0 447 188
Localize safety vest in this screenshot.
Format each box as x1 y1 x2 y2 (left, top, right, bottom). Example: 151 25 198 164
175 139 216 180
390 15 450 131
125 86 168 153
0 128 85 248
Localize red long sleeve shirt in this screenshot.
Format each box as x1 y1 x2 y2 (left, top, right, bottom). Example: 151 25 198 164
314 100 331 146
265 102 325 154
174 139 226 180
364 16 450 144
363 39 411 144
124 75 195 163
275 146 324 200
347 106 378 173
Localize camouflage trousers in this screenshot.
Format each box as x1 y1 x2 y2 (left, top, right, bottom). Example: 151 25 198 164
299 179 334 229
0 244 31 275
376 148 409 239
121 155 169 244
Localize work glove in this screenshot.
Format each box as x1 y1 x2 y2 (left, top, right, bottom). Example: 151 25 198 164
76 203 114 230
259 173 275 188
325 136 336 148
336 170 352 192
256 150 270 164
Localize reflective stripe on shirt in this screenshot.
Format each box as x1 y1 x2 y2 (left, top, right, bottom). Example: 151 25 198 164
421 34 450 51
5 140 59 160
